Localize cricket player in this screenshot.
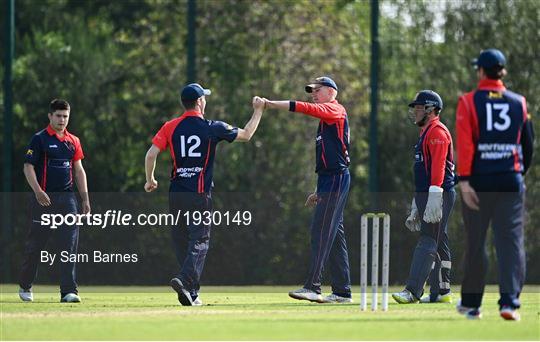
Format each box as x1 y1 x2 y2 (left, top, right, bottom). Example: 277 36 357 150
456 49 534 320
144 83 265 306
263 76 352 303
19 99 90 303
392 90 456 305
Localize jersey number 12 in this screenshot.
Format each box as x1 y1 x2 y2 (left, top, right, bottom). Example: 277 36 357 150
179 135 201 157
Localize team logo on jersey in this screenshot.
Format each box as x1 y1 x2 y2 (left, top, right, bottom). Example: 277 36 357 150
26 149 33 156
429 138 446 145
488 91 503 99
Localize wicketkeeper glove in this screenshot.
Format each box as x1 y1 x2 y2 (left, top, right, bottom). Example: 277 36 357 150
423 186 443 223
405 198 421 232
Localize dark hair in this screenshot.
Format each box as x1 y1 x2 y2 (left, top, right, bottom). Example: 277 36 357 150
181 99 197 110
49 99 70 113
484 66 505 80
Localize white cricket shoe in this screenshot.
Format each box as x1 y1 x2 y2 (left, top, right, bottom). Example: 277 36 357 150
392 289 418 304
61 293 81 303
420 292 452 303
288 288 324 303
322 293 353 303
19 287 33 302
192 297 203 306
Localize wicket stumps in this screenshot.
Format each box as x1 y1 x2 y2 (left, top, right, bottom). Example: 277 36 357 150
360 213 390 311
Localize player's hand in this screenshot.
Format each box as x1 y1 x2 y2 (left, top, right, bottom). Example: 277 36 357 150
81 200 91 215
423 186 443 223
252 96 265 110
35 190 51 206
405 198 420 232
305 192 318 208
144 179 158 192
459 180 479 210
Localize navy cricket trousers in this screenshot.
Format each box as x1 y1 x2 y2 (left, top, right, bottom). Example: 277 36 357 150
169 189 212 298
461 173 526 309
406 189 456 300
19 192 80 295
304 170 351 296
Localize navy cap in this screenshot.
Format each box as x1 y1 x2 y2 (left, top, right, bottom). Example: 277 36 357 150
472 49 506 69
181 83 211 101
305 76 338 93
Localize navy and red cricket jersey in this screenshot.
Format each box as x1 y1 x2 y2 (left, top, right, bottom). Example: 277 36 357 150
152 110 238 193
24 125 84 192
414 117 455 192
456 79 530 178
289 100 350 174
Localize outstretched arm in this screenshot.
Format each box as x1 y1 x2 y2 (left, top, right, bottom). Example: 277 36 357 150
235 96 265 142
265 99 344 120
264 100 291 111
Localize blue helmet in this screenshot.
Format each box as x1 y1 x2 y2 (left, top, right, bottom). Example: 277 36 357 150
408 90 443 111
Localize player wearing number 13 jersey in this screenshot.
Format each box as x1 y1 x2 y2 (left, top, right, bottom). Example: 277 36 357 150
144 83 265 306
456 49 534 321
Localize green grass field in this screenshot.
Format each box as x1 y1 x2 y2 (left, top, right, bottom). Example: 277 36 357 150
1 284 539 340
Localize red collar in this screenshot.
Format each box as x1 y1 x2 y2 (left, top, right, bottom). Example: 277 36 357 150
420 116 440 134
478 79 506 91
46 124 68 141
182 110 204 118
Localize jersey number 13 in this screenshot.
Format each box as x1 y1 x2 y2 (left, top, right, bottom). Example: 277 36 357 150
486 103 511 132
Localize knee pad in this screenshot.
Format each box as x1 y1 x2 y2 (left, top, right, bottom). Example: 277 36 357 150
417 235 438 255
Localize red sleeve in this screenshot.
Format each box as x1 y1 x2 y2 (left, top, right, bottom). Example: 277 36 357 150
426 126 450 187
73 136 84 161
152 121 174 151
455 93 477 178
522 96 528 122
294 101 345 121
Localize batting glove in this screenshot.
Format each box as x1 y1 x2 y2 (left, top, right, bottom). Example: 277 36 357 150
423 186 443 223
405 198 421 232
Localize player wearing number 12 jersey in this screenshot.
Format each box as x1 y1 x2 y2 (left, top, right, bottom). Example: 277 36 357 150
144 83 265 306
456 49 534 320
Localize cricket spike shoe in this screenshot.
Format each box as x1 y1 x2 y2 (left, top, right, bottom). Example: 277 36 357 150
19 287 33 302
170 278 193 306
288 288 324 303
192 296 203 306
420 292 452 304
465 309 482 320
456 300 481 319
500 306 520 321
322 293 353 304
392 289 419 304
61 293 81 303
